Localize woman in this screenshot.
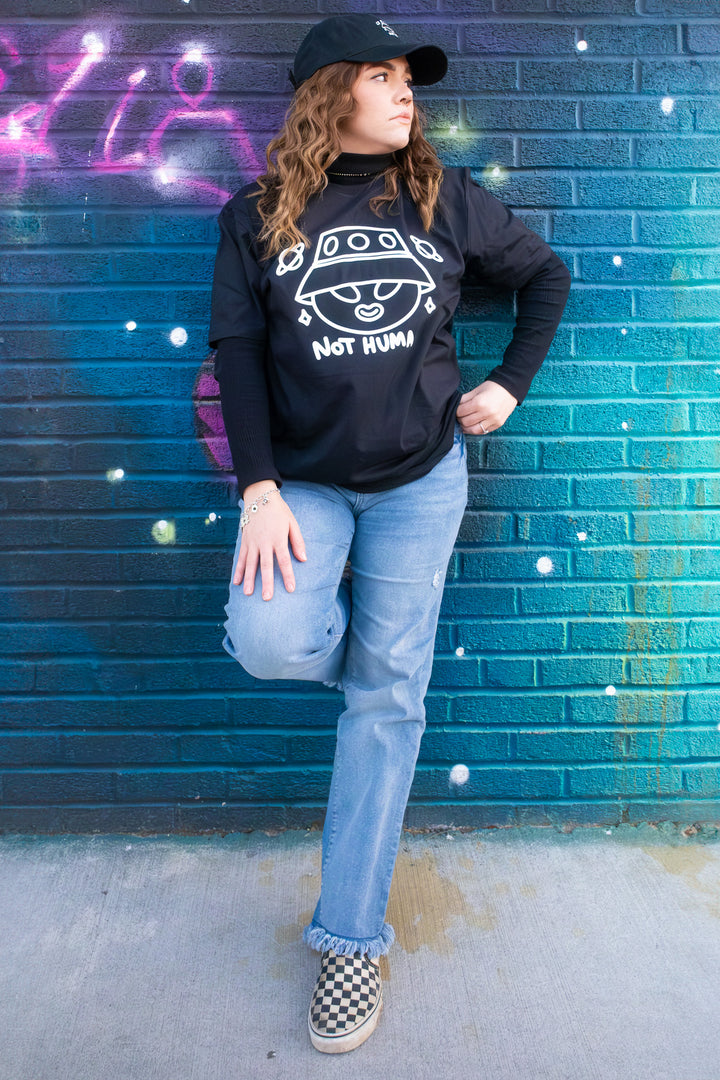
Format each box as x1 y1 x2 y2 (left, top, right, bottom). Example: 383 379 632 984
209 13 570 1055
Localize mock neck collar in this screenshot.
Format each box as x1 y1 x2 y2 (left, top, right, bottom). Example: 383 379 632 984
325 151 395 185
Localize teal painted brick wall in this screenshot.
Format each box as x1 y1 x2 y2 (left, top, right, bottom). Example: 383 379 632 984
1 0 720 833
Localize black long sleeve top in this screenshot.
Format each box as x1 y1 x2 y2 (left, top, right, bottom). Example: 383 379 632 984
209 154 571 494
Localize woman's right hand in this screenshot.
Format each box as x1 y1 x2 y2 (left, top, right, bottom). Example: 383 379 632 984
235 481 307 601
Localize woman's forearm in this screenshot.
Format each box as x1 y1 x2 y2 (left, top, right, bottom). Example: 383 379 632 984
483 254 571 405
215 336 283 492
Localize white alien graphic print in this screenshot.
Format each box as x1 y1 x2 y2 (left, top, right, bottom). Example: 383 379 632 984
275 225 444 361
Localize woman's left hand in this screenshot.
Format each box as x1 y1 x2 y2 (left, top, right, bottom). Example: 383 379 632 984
456 380 518 435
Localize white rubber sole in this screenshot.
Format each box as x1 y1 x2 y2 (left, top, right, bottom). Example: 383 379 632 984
308 995 383 1054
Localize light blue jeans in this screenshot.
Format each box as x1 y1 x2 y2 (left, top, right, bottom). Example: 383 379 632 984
223 426 468 959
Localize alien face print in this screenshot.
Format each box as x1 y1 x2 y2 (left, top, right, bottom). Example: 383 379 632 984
276 226 444 338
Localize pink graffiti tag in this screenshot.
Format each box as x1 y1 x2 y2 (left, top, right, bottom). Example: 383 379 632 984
100 67 147 170
171 50 212 106
144 51 262 201
0 32 104 183
0 33 19 96
0 29 264 201
0 26 257 474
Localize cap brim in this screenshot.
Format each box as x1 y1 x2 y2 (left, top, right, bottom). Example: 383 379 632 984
344 41 448 85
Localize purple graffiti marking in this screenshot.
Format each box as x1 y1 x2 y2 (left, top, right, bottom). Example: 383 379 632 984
193 360 233 474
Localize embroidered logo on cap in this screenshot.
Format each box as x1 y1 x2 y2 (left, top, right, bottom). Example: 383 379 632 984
375 19 398 37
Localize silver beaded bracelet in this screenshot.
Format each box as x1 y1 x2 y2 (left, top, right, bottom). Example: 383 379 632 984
240 487 280 529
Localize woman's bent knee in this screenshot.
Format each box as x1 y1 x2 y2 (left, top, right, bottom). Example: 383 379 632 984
222 631 290 680
223 604 292 678
223 596 343 681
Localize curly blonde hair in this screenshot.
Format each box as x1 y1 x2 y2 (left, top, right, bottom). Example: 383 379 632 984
252 60 444 260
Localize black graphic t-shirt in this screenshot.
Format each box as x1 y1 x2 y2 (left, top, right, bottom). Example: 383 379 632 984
208 162 570 493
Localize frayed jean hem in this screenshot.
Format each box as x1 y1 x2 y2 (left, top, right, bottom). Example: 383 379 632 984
303 920 395 959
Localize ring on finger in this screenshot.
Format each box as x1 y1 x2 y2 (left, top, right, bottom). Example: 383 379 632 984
479 420 488 434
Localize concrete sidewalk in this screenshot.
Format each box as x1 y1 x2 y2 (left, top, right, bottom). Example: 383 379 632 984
1 823 719 1080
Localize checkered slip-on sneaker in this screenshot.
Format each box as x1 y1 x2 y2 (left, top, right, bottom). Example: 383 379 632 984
308 949 383 1054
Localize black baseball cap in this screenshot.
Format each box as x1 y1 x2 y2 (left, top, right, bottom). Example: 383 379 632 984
290 14 448 89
